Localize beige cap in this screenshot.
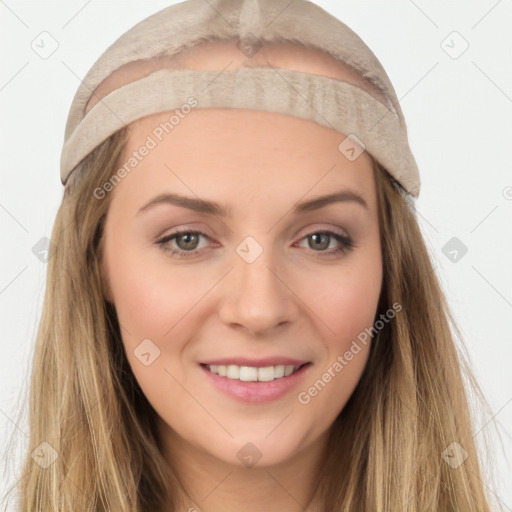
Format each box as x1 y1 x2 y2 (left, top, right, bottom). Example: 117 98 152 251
60 0 420 197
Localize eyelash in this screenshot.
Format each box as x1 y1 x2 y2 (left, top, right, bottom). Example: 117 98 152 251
156 228 355 259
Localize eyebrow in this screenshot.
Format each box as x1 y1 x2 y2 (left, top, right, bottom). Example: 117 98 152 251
137 189 369 217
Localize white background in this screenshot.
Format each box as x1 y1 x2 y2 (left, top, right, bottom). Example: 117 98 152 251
1 0 511 510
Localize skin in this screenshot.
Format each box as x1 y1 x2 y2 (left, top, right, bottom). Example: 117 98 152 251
100 42 383 512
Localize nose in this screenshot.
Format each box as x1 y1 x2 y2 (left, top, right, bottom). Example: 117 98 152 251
218 243 300 336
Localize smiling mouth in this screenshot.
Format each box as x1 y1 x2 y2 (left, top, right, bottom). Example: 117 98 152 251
200 363 310 382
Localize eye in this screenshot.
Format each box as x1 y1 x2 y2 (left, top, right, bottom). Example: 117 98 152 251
295 230 354 257
156 229 212 257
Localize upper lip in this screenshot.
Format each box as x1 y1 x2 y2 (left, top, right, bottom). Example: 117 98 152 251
199 357 310 368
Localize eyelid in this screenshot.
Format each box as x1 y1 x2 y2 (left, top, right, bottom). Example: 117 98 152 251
295 223 349 239
154 222 215 239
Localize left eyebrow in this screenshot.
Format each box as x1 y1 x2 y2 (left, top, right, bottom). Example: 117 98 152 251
137 189 369 218
293 190 369 214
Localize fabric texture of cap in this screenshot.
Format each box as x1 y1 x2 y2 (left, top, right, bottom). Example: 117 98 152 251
60 0 421 198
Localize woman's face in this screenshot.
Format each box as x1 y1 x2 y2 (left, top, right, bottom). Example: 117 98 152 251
101 107 382 468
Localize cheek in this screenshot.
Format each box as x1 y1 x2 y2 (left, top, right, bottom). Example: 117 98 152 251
294 244 382 413
305 244 383 349
107 256 204 345
104 240 205 412
110 267 165 334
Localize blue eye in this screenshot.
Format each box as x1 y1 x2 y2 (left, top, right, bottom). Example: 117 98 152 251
156 229 354 258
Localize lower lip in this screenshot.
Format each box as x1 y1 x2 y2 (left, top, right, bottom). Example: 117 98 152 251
199 363 312 404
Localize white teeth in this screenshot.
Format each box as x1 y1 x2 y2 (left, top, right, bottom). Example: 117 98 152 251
206 363 303 382
257 366 275 382
239 366 257 381
284 365 295 376
274 365 285 378
226 365 240 379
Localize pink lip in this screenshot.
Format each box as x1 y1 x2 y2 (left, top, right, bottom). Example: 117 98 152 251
199 357 308 367
199 362 312 404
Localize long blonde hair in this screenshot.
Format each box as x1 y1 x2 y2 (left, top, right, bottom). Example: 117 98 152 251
2 124 503 511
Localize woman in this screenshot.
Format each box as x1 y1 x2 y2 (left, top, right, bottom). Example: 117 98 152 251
3 0 500 510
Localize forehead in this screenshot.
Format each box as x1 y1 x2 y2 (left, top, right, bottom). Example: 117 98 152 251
113 108 377 218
